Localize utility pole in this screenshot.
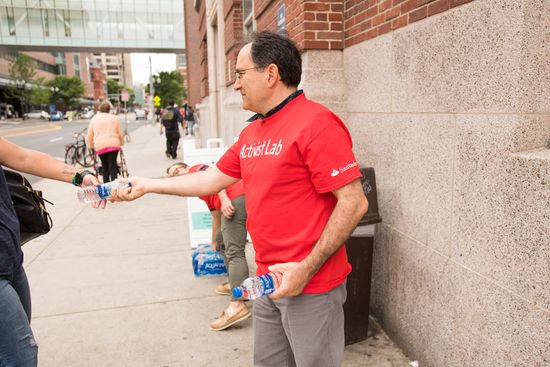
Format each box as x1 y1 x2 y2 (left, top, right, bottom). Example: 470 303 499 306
149 56 155 123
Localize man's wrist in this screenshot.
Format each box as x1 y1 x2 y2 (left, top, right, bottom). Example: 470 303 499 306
72 170 94 186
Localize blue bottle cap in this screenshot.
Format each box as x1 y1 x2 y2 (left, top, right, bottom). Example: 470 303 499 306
232 287 243 298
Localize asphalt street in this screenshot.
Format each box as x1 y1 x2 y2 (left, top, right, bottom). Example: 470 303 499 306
0 114 147 183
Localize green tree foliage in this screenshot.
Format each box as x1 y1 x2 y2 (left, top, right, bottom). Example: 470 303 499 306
48 76 85 111
107 79 135 105
6 53 36 114
28 77 51 108
145 71 186 107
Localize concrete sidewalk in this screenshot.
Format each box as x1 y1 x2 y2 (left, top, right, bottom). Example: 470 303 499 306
24 124 411 367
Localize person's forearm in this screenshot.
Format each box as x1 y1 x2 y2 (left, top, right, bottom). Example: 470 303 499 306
217 189 229 201
147 167 238 197
301 189 368 279
17 149 78 183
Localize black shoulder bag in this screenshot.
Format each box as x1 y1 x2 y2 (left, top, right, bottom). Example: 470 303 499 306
4 170 53 245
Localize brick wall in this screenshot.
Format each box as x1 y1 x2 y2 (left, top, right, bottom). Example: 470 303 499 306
344 0 474 47
184 0 475 98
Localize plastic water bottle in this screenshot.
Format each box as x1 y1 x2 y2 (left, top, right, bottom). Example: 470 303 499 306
232 272 282 300
77 180 130 203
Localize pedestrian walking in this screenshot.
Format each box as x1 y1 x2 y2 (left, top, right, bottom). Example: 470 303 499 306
111 31 368 367
160 102 183 159
86 101 125 183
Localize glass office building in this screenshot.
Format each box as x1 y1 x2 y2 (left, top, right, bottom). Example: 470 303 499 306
0 0 185 52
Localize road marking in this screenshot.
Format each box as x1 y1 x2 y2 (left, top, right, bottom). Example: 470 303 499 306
0 124 61 138
50 137 63 142
55 157 65 161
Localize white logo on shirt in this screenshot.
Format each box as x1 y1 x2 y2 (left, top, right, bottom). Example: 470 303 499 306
240 139 283 159
331 162 358 177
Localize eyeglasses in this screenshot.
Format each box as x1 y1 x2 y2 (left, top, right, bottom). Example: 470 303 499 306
235 66 260 80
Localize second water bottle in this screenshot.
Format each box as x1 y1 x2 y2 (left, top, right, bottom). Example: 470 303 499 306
232 272 282 300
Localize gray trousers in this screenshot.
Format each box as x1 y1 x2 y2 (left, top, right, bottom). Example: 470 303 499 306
253 281 347 367
215 195 249 301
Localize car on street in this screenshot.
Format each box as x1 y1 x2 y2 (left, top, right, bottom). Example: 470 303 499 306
135 108 146 120
80 109 94 119
24 110 50 120
50 111 64 121
0 103 17 119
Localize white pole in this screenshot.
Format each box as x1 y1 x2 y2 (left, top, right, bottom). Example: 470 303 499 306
149 56 155 122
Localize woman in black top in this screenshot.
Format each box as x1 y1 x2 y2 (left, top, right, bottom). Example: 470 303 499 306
0 137 102 366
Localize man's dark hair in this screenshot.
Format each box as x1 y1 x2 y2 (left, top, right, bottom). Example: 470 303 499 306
249 31 302 88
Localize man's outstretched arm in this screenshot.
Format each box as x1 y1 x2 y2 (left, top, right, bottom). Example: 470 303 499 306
111 166 239 201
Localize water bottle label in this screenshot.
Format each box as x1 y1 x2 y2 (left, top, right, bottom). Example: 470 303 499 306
259 274 276 295
96 184 112 199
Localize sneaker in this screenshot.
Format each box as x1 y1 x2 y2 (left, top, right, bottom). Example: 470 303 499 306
210 305 251 331
215 282 231 295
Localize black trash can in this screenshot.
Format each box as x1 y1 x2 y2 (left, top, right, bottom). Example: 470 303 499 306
344 166 382 345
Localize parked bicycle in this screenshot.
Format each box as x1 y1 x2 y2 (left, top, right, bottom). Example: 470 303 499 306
64 128 94 167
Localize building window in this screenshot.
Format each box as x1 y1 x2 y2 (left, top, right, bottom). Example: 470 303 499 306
63 10 71 37
73 54 81 79
41 8 49 36
242 0 254 38
177 53 186 67
7 7 16 35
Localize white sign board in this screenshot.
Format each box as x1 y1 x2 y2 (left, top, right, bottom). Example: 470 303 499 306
120 89 129 102
185 139 227 248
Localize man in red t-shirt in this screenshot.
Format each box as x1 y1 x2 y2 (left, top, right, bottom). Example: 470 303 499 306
167 162 250 332
113 31 368 366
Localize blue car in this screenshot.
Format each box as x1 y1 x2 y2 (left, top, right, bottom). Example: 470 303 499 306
50 111 64 121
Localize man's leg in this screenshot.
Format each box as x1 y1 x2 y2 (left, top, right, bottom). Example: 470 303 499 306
276 282 347 367
0 269 38 367
221 195 249 291
253 295 296 367
165 135 171 158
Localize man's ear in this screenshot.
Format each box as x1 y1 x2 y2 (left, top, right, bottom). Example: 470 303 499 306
267 64 279 86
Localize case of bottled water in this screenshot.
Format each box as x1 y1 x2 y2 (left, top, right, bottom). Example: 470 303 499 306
192 244 227 277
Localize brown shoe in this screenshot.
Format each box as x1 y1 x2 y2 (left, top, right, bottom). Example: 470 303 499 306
210 305 251 331
215 282 231 295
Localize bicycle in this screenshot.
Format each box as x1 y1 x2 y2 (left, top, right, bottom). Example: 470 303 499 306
64 128 94 167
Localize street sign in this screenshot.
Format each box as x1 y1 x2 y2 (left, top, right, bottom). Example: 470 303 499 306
154 95 161 107
121 89 129 102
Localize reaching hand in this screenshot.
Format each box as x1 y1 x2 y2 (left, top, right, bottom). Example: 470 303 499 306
267 262 311 300
220 197 235 219
82 174 106 209
109 177 148 202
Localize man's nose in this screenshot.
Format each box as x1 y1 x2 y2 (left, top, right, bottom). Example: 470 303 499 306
234 78 241 90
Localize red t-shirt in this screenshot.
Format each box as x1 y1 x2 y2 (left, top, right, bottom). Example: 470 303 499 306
217 93 362 294
189 164 244 210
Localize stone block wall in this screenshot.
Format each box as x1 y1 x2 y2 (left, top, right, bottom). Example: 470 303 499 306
338 1 549 365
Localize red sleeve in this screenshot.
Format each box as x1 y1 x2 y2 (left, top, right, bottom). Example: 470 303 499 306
217 140 242 179
300 112 362 193
199 195 221 211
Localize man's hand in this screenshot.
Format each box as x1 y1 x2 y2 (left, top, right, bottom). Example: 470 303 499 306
109 177 149 202
267 262 311 300
220 197 235 219
82 174 106 209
